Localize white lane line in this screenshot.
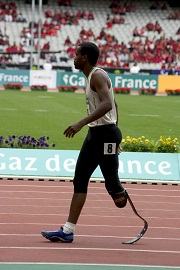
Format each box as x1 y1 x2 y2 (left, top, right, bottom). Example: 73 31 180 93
0 108 17 111
0 263 179 270
0 223 179 230
34 109 48 112
0 190 180 198
0 185 180 193
0 246 180 254
0 108 49 112
37 96 54 98
0 184 75 188
128 114 160 117
0 184 180 192
0 185 180 194
0 233 180 241
1 196 180 205
131 194 180 198
0 204 179 213
0 212 180 220
0 108 48 112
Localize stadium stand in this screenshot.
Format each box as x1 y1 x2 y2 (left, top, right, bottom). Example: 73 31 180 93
0 0 179 73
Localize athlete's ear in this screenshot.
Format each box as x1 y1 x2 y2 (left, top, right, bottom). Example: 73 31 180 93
82 54 88 61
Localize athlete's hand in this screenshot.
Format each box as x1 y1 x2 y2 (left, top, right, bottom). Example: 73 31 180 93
117 145 122 154
63 122 83 138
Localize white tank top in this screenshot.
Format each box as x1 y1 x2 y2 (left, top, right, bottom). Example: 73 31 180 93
86 67 117 127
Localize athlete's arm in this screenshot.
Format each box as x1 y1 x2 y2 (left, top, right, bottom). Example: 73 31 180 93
64 70 112 138
115 100 118 126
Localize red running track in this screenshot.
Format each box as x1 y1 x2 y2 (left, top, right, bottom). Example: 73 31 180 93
0 179 180 266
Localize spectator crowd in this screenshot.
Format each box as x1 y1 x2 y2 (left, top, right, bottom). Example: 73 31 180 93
0 0 179 72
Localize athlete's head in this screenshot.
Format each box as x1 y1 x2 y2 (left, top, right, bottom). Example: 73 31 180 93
74 42 100 70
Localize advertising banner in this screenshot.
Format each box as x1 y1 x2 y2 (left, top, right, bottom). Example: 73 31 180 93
56 71 85 88
30 70 57 88
0 69 160 91
56 71 158 90
158 75 180 93
111 74 158 90
2 69 180 94
0 69 29 87
0 148 179 181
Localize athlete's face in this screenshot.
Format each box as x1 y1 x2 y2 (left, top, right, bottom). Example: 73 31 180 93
74 47 86 70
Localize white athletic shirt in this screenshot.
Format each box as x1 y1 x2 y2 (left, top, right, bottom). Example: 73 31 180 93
86 67 117 127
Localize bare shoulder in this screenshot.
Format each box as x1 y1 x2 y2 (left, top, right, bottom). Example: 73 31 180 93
90 69 110 91
91 69 110 89
91 69 108 82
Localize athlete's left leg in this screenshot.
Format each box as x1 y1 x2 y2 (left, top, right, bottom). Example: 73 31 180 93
67 132 99 224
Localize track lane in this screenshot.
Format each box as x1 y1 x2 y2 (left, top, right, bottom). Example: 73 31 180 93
0 180 180 266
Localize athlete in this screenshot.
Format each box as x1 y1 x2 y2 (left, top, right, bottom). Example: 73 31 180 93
41 42 127 243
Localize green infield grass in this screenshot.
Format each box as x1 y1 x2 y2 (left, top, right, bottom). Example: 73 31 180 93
0 90 179 150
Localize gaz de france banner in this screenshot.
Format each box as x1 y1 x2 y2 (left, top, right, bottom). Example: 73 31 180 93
56 71 158 90
0 148 179 181
0 69 29 87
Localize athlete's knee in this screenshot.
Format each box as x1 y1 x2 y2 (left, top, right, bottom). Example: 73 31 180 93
73 177 88 193
111 190 128 208
105 180 127 208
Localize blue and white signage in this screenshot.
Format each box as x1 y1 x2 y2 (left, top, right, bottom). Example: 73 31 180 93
0 149 179 181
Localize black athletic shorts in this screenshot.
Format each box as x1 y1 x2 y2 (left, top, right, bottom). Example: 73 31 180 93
73 124 124 195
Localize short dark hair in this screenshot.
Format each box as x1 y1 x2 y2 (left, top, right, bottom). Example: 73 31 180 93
79 42 100 66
